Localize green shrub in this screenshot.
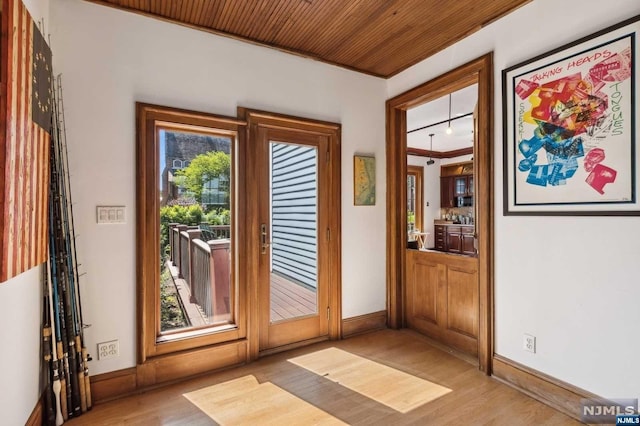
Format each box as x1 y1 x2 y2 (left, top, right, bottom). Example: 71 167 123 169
160 204 204 260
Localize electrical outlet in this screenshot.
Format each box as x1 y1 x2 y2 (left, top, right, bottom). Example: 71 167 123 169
523 334 536 353
97 340 119 360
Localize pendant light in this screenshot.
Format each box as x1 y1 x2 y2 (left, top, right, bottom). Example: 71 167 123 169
426 133 435 165
445 93 453 135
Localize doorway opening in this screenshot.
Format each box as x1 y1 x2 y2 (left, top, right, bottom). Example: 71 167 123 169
386 53 494 373
406 84 477 250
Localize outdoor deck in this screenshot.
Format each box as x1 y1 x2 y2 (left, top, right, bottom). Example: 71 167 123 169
167 262 316 327
270 273 317 322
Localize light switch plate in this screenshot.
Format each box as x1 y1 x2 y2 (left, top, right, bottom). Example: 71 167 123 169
97 206 126 224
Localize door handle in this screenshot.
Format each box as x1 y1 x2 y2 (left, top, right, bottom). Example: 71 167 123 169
261 224 270 254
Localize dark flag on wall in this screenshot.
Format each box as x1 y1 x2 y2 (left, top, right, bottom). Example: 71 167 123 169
32 20 52 129
0 0 52 282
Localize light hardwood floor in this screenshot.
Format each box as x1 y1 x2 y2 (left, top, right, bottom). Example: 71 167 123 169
67 330 580 425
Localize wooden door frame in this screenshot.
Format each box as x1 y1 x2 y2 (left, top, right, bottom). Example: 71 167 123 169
386 53 494 373
238 107 342 361
256 127 331 350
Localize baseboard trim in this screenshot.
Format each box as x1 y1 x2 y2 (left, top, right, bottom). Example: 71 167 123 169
342 310 387 338
91 340 246 404
259 336 329 358
25 393 43 426
492 354 598 422
91 367 138 404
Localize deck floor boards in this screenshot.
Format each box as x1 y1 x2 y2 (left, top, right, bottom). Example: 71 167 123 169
270 273 317 322
171 259 318 325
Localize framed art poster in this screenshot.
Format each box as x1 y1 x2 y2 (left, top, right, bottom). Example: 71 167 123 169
502 14 640 215
354 155 375 205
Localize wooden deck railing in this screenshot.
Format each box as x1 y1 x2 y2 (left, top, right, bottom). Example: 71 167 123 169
167 223 313 325
168 223 231 325
191 239 213 318
199 223 231 241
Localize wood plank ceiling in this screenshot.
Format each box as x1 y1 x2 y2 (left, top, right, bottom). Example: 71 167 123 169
85 0 530 78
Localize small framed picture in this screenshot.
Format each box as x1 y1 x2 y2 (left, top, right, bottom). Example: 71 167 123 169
354 155 376 206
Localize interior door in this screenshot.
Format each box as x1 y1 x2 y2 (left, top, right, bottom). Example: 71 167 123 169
255 126 330 351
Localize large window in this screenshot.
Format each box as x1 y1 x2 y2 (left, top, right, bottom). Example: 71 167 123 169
202 176 229 207
159 129 232 333
137 103 244 360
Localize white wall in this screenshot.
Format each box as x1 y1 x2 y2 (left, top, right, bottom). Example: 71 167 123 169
0 267 42 425
0 3 50 425
50 0 387 375
390 0 640 400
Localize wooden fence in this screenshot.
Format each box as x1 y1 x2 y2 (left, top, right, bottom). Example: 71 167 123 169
168 223 231 324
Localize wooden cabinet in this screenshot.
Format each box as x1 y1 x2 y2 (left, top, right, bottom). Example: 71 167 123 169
458 175 473 196
441 174 472 207
440 177 454 208
446 226 462 253
453 176 467 196
435 224 475 256
434 225 446 251
406 250 479 356
441 161 473 207
461 228 475 256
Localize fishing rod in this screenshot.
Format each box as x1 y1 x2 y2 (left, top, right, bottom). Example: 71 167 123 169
42 263 55 425
48 189 68 422
43 32 91 421
55 74 91 411
38 21 64 425
46 251 64 426
50 79 82 417
51 108 84 417
38 32 66 425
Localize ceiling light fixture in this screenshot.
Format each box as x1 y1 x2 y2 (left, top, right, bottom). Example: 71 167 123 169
446 93 453 135
426 133 435 165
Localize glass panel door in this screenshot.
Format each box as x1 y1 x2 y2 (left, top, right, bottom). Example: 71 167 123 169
255 127 329 352
269 141 318 322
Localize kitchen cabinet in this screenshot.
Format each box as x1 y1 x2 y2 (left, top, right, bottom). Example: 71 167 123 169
453 176 468 196
454 175 473 196
461 228 475 255
440 177 454 208
435 224 475 256
441 174 473 208
446 226 462 253
440 161 473 208
434 225 446 251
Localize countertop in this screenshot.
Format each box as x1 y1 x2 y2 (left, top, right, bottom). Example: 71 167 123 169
434 220 474 226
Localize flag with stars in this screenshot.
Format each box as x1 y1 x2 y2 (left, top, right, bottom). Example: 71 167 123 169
1 0 52 282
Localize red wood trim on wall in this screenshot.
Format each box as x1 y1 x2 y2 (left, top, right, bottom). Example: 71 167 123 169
407 147 473 159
